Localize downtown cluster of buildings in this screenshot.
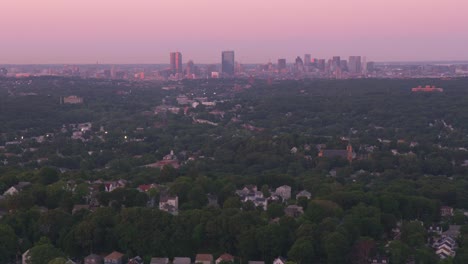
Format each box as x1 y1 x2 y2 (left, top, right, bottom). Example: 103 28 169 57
2 51 468 80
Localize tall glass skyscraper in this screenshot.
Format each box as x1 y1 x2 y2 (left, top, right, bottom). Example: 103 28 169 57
222 51 235 76
170 52 182 74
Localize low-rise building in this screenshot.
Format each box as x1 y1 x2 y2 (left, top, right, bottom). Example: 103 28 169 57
216 253 234 264
275 185 291 200
195 254 214 264
84 254 103 264
104 251 125 264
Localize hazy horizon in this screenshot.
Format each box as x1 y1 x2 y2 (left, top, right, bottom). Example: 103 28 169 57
2 0 468 64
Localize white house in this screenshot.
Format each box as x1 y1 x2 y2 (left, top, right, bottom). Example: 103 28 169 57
275 185 291 200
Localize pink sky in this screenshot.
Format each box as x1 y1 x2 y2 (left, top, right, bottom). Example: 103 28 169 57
1 0 467 64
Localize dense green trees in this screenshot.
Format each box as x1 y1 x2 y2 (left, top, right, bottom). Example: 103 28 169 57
3 77 468 263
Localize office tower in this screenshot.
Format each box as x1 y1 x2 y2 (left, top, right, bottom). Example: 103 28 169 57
222 51 235 76
278 59 286 71
362 56 367 74
170 52 183 74
317 59 326 71
304 54 312 66
367 61 375 72
332 56 341 70
340 60 348 72
295 56 304 72
348 56 362 74
186 60 195 76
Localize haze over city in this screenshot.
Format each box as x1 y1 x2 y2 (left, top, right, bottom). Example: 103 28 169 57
2 0 468 64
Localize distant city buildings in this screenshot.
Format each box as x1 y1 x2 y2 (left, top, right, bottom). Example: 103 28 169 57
348 56 362 74
222 51 235 76
304 54 311 66
3 50 468 80
277 59 286 72
170 52 183 74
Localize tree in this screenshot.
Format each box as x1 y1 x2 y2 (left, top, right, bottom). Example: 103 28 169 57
400 222 426 248
0 224 17 263
351 237 375 264
48 257 67 264
267 203 285 219
28 237 64 264
388 240 410 264
223 197 242 209
288 238 315 264
38 167 59 185
324 232 349 264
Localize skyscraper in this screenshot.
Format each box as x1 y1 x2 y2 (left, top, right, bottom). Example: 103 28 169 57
222 51 235 76
170 52 183 74
348 56 362 74
278 59 286 71
332 56 341 71
304 54 311 66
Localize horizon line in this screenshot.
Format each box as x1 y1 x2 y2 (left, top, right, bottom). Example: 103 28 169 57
2 59 468 66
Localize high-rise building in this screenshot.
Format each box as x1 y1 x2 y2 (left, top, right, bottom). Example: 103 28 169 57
340 60 348 72
170 52 183 74
186 60 195 77
304 54 312 66
222 51 235 76
367 61 375 73
332 56 341 71
362 56 367 74
348 56 362 74
317 59 326 71
295 56 304 72
278 59 286 71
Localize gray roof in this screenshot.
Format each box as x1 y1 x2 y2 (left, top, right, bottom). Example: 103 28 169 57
172 257 191 264
150 257 169 264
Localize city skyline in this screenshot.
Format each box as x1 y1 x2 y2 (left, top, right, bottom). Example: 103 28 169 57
1 0 468 64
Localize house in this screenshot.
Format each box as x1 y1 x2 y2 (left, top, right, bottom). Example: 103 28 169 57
411 85 444 92
296 190 311 200
138 184 157 192
207 194 219 207
318 144 354 162
3 186 20 196
104 180 127 192
84 254 103 264
127 256 143 264
236 185 268 210
3 182 31 196
369 256 389 264
195 254 214 264
22 249 30 264
172 257 191 264
104 251 125 264
159 194 179 214
72 204 90 215
275 185 291 200
284 205 304 218
145 150 180 169
150 257 169 264
433 236 457 259
440 206 454 217
216 253 234 264
63 95 84 104
272 257 287 264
